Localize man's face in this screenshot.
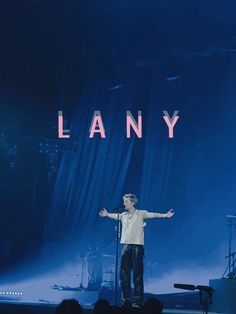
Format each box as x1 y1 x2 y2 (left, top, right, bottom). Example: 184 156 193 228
123 197 134 210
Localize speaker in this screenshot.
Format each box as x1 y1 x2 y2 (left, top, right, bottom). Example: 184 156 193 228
209 278 236 313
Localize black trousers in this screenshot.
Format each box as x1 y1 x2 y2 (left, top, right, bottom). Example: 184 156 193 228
120 244 144 306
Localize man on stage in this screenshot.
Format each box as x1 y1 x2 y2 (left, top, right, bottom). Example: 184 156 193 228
99 193 174 308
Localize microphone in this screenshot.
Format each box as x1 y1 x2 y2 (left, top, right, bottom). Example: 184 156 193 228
112 205 125 211
174 283 195 291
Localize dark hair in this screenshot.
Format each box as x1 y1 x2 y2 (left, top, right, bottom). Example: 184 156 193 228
142 298 163 314
93 299 110 314
55 299 83 314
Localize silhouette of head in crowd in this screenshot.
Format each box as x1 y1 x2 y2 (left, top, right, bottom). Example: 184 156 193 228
55 299 83 314
93 299 110 314
142 298 163 314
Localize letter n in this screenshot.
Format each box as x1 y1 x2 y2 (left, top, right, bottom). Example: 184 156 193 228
126 111 142 138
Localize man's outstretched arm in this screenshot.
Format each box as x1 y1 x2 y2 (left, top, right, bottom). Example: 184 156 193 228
144 208 175 219
99 208 120 220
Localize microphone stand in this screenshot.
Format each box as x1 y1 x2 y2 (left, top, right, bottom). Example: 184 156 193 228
114 211 121 305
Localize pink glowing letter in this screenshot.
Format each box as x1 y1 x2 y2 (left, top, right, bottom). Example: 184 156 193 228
89 111 106 138
126 111 142 138
58 111 70 138
163 110 179 138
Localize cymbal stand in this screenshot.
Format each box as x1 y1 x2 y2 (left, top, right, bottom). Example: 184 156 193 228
114 213 121 305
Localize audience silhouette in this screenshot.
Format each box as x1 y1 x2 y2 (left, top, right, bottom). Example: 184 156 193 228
55 297 163 314
55 299 83 314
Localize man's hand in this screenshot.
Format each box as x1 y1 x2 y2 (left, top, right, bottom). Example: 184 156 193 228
99 208 108 217
166 208 175 218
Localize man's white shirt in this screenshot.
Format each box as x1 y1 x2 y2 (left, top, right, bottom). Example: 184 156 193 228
119 210 150 245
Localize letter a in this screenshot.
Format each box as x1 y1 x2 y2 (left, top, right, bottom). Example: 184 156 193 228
89 111 106 138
